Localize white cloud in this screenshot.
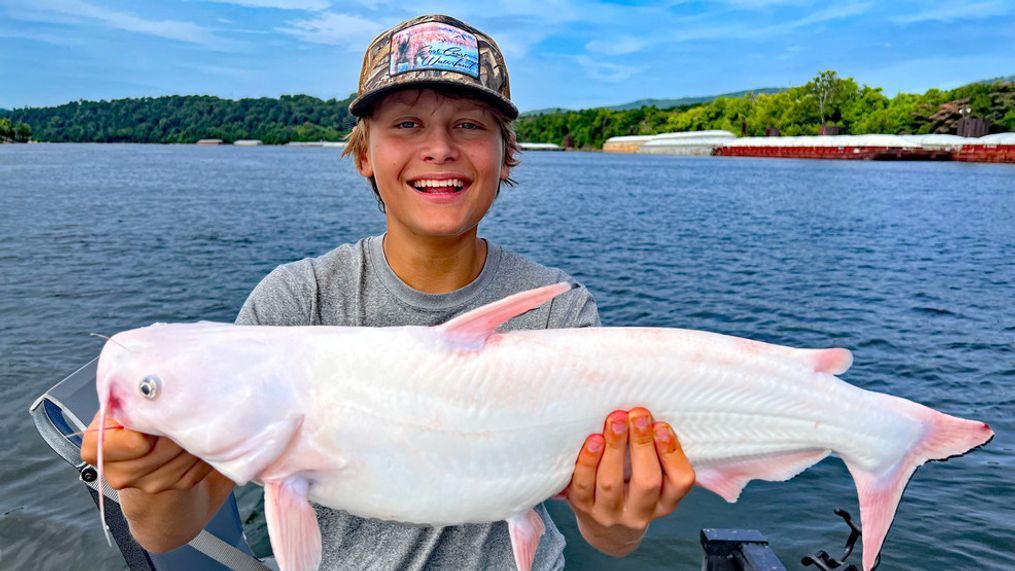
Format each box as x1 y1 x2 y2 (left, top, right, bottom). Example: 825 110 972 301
722 0 810 7
576 55 648 83
275 12 385 48
892 1 1009 24
585 36 649 56
0 24 84 46
787 1 873 28
201 0 331 10
7 0 219 44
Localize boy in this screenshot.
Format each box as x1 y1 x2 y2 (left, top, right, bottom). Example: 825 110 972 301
82 14 694 569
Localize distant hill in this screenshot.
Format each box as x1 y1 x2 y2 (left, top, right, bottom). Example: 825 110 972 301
606 87 786 111
520 87 785 116
6 93 357 144
520 107 573 117
974 74 1015 85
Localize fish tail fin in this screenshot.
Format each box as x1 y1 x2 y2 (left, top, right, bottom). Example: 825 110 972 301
845 406 993 571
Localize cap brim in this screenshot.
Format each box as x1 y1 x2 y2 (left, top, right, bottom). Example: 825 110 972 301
349 80 519 120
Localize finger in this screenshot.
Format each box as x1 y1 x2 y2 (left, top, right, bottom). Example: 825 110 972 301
122 442 209 495
102 427 158 463
627 408 662 519
81 412 155 463
102 436 185 490
176 460 216 489
595 410 628 513
567 434 605 510
653 422 696 518
130 448 200 494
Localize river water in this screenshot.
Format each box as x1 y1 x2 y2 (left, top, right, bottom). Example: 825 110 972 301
1 144 1012 569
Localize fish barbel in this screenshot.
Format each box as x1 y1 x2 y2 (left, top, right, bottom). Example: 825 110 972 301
95 283 993 571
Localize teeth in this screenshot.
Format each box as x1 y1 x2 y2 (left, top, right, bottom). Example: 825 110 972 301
412 178 465 190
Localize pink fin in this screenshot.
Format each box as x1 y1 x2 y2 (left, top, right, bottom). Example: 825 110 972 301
506 508 545 571
845 410 993 571
438 283 575 349
788 347 853 375
696 448 831 502
264 477 321 571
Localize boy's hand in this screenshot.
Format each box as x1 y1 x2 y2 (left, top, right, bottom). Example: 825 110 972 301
80 413 235 552
80 412 215 494
564 408 695 556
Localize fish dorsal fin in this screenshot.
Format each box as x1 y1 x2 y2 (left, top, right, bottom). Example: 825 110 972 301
787 347 853 375
437 282 576 349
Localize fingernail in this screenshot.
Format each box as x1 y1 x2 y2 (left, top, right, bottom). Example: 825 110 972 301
611 420 627 435
654 425 671 442
587 438 603 453
633 415 650 432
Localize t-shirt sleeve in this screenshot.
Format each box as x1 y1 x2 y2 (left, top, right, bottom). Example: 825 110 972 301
235 262 317 326
570 287 601 328
547 279 601 329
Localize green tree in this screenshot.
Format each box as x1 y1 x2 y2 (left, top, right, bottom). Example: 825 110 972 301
806 70 846 126
14 122 32 142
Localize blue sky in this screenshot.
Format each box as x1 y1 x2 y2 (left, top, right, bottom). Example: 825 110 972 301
1 0 1013 111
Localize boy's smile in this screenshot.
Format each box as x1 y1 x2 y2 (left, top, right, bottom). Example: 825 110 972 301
358 89 509 240
406 172 472 201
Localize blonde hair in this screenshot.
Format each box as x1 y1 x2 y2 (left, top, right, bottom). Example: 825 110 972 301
342 90 522 212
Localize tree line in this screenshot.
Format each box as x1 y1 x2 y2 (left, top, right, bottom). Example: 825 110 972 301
514 71 1015 149
1 93 357 145
2 72 1012 148
0 117 32 142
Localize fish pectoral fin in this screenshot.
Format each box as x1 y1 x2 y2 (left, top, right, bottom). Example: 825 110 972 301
506 508 545 571
696 448 831 503
437 283 576 349
264 476 321 571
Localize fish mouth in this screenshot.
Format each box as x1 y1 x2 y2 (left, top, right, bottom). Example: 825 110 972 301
105 385 130 425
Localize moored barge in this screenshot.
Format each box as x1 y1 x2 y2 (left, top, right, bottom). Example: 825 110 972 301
712 135 950 161
951 132 1015 163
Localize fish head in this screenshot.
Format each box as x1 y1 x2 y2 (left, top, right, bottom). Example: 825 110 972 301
96 322 306 484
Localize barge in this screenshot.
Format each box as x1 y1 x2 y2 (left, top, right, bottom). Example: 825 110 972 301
603 131 1015 163
951 132 1015 163
712 134 949 161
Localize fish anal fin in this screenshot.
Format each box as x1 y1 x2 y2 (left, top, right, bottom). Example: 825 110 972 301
696 448 831 502
507 508 545 571
264 477 321 571
438 283 575 349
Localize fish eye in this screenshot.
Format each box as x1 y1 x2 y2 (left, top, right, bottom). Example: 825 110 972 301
138 375 161 400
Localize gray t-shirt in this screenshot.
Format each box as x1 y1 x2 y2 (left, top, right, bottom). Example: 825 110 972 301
236 235 600 570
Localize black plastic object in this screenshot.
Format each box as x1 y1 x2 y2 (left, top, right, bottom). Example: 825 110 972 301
701 528 787 571
800 508 865 570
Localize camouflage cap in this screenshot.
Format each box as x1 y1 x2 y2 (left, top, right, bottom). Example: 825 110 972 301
349 15 518 120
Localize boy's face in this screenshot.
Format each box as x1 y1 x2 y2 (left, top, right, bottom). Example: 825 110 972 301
358 89 509 241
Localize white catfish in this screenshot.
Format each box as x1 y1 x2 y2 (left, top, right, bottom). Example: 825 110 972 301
95 283 993 571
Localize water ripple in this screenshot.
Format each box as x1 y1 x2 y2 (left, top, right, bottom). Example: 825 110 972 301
1 146 1012 570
